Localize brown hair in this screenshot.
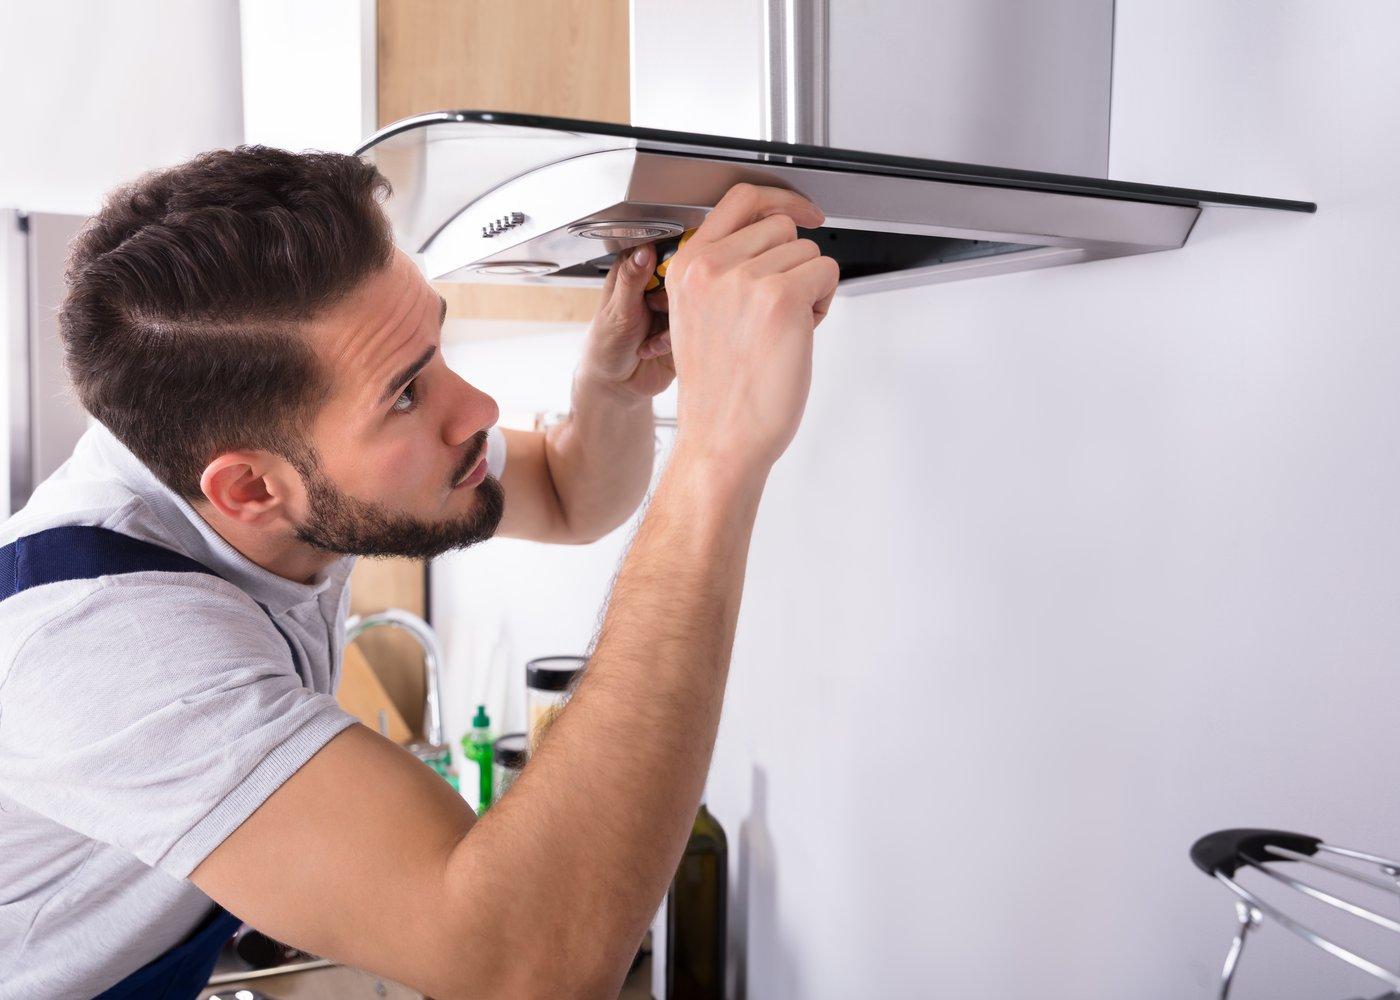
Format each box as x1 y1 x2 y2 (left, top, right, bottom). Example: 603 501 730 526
60 145 394 499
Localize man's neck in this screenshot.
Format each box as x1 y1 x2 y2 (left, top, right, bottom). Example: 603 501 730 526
191 502 343 585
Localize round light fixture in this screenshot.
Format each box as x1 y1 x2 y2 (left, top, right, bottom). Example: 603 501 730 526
567 221 685 241
469 261 557 276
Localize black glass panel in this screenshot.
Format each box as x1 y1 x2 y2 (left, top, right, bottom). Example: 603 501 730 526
359 110 1316 216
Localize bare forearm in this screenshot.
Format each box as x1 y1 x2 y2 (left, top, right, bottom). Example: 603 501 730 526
543 374 656 541
447 446 764 993
434 183 831 996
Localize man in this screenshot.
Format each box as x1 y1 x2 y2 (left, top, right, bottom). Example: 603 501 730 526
0 146 837 998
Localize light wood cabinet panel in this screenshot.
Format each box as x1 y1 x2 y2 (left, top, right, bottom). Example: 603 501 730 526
347 557 428 736
377 0 629 325
376 0 629 126
435 281 602 326
337 644 414 743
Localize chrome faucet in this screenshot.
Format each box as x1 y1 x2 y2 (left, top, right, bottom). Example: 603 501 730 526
344 609 447 761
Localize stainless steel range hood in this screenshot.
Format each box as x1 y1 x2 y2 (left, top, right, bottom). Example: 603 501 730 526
356 111 1315 296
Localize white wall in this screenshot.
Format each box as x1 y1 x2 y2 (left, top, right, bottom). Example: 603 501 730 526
432 327 674 760
0 0 244 216
436 3 1400 996
0 1 243 514
630 0 766 141
239 0 376 154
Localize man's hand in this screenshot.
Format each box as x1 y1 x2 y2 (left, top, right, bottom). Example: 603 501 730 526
665 182 840 473
575 243 676 403
496 244 675 545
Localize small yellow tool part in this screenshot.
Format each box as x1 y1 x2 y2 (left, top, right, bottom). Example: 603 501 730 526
644 228 697 292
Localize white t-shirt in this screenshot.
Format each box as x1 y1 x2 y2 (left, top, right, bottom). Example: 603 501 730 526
0 421 505 998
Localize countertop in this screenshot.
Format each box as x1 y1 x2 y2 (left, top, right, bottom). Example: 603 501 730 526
200 954 652 999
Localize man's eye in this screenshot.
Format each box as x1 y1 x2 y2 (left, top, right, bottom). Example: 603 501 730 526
391 381 417 413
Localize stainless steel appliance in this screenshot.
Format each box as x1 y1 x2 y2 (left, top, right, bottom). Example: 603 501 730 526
355 111 1315 297
0 209 88 518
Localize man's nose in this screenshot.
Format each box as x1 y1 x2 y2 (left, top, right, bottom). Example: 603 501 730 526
443 378 500 446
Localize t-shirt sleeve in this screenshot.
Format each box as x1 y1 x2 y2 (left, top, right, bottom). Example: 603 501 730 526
0 574 356 878
486 423 507 478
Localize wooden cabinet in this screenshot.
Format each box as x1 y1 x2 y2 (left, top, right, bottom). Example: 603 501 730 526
345 557 428 738
376 0 629 125
377 0 629 325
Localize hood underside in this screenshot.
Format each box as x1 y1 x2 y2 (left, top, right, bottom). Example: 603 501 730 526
356 111 1315 295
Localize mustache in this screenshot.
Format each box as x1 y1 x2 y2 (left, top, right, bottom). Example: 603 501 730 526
450 430 490 487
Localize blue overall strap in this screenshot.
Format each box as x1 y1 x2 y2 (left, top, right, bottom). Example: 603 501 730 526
0 524 301 665
0 525 253 1000
93 906 245 1000
0 524 213 596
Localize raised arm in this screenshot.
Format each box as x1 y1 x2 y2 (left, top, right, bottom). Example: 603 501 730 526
495 240 677 545
190 183 838 998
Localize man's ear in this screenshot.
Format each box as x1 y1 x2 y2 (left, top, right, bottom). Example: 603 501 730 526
199 451 303 525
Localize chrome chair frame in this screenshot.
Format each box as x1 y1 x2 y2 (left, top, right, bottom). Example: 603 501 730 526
1192 828 1400 999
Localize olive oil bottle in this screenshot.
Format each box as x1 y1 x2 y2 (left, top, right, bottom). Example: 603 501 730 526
652 802 727 999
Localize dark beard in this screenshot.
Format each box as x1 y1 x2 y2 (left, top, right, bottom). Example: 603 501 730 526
290 445 505 560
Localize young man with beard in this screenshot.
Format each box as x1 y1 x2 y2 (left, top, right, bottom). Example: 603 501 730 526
0 146 837 999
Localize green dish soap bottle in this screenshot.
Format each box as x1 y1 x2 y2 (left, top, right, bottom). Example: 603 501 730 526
652 801 727 999
462 705 494 813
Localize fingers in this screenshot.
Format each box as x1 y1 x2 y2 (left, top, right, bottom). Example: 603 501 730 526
783 254 841 313
704 213 804 270
608 243 655 304
638 331 672 359
724 233 836 319
743 236 821 278
746 236 839 324
687 183 824 248
744 237 838 324
638 308 671 358
600 255 621 298
643 287 669 313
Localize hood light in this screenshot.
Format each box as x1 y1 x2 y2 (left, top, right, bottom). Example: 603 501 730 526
469 261 557 276
568 221 685 241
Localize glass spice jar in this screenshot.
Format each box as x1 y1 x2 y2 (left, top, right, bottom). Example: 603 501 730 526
525 655 587 750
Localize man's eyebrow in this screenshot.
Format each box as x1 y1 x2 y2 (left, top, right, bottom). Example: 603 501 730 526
378 345 437 406
438 293 448 327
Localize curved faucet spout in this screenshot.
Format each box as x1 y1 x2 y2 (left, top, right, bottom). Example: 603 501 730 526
344 609 446 748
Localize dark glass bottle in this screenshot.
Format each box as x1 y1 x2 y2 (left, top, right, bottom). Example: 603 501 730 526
662 803 727 1000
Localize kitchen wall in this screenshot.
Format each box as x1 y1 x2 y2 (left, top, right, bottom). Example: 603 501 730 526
0 1 243 516
433 326 670 755
0 0 243 215
239 0 375 154
443 2 1400 996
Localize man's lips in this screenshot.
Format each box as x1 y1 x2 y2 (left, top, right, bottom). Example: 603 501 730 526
450 431 491 489
453 454 488 490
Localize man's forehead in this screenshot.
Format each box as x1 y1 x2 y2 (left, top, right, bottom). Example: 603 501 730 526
307 252 442 399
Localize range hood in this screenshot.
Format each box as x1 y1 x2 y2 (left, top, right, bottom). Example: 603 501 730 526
356 110 1315 296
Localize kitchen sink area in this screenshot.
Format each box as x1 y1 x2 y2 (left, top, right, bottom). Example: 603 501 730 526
198 940 654 999
200 964 420 1000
